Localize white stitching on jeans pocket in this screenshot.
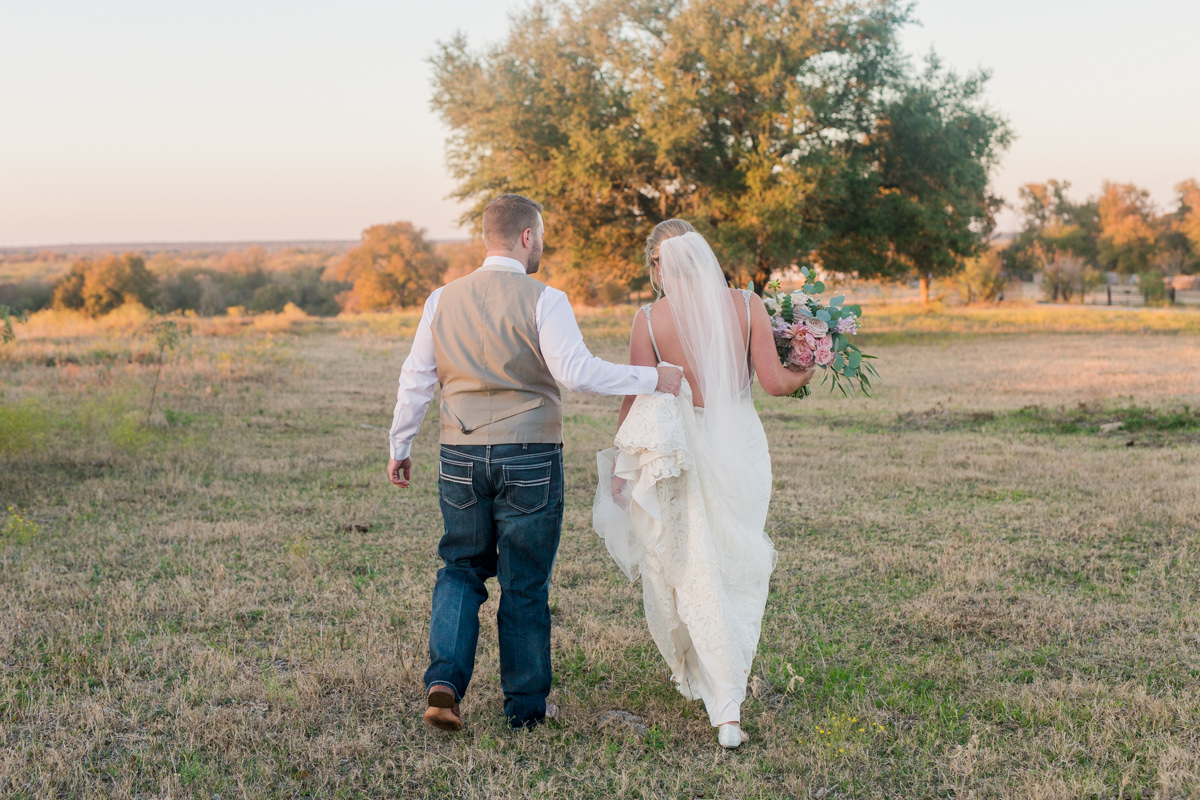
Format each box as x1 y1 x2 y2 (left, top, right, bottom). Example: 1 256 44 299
439 459 476 509
502 463 551 513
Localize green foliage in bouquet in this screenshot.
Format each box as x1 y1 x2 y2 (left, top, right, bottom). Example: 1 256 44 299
755 267 879 398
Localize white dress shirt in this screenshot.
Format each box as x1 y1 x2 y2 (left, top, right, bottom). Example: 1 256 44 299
388 256 658 460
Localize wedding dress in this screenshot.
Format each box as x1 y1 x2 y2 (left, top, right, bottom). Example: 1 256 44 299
593 234 776 727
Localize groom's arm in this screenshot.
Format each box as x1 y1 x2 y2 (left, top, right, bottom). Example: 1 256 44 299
536 289 663 396
387 290 442 485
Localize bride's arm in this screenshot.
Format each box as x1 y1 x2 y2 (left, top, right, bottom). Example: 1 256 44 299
747 292 816 396
617 309 658 429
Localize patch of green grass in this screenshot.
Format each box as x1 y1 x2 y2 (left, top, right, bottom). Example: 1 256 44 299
0 400 51 456
797 403 1200 441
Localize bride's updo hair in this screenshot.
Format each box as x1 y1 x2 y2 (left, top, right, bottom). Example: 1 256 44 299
645 219 697 272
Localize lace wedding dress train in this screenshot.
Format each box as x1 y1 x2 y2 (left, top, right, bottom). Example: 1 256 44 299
593 380 776 726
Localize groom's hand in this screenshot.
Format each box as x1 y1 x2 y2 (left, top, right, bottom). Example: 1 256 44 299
655 365 683 395
388 457 412 488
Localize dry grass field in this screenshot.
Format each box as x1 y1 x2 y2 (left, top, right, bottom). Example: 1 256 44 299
2 304 1199 799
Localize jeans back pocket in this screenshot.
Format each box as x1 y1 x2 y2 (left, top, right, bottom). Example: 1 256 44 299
502 462 552 514
439 458 477 510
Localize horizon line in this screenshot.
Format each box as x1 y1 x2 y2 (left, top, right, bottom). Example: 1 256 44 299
0 236 475 254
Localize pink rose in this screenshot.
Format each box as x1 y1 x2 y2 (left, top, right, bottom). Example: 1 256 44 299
802 317 829 337
818 335 833 351
789 342 815 367
814 347 836 367
804 331 818 350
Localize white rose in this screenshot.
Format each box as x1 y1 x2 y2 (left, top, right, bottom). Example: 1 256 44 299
802 317 829 337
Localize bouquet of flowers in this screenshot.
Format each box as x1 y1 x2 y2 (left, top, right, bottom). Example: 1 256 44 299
758 267 878 398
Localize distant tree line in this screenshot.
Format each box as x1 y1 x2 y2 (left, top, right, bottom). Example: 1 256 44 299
0 231 485 319
5 176 1196 319
1004 179 1200 302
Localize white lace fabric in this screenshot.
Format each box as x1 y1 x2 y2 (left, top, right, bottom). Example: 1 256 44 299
593 377 776 726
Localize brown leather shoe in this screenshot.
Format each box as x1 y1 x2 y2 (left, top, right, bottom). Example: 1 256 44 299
423 687 462 732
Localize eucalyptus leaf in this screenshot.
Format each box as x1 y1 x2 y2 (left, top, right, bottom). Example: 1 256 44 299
816 309 831 322
813 281 825 293
830 295 844 307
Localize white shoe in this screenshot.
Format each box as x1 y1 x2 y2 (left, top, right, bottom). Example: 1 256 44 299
718 723 747 749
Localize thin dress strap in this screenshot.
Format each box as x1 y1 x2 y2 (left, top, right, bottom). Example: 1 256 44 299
641 304 661 363
741 289 752 349
741 289 754 380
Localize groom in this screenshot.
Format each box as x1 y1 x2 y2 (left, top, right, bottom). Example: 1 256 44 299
387 194 682 730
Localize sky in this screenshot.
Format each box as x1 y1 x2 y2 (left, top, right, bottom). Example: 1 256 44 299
1 0 1198 247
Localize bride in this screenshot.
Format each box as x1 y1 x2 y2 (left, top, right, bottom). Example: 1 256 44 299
593 220 815 748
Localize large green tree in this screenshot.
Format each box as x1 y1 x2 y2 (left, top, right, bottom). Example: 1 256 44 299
811 55 1011 301
431 0 1009 296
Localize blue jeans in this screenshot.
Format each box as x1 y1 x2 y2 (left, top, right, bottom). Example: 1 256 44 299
423 443 564 728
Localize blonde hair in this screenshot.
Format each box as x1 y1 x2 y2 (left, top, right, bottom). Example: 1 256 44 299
645 219 697 295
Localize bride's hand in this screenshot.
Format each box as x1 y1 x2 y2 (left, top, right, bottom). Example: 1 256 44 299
611 475 630 510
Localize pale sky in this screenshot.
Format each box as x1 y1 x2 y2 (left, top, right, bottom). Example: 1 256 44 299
1 0 1197 247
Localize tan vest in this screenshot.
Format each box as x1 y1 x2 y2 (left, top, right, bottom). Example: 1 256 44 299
431 268 563 444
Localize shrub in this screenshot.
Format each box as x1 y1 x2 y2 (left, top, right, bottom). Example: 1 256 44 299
955 250 1008 304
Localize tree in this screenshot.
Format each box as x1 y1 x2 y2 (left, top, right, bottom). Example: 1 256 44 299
431 0 1009 296
52 254 156 317
1 305 28 345
436 240 486 284
811 55 1011 302
1003 180 1100 299
333 223 446 311
1168 179 1200 275
1097 181 1158 275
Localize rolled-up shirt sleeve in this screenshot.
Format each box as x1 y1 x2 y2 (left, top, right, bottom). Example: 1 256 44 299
388 290 442 461
537 288 658 395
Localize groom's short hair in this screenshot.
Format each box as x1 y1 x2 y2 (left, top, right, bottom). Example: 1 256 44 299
483 194 543 249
